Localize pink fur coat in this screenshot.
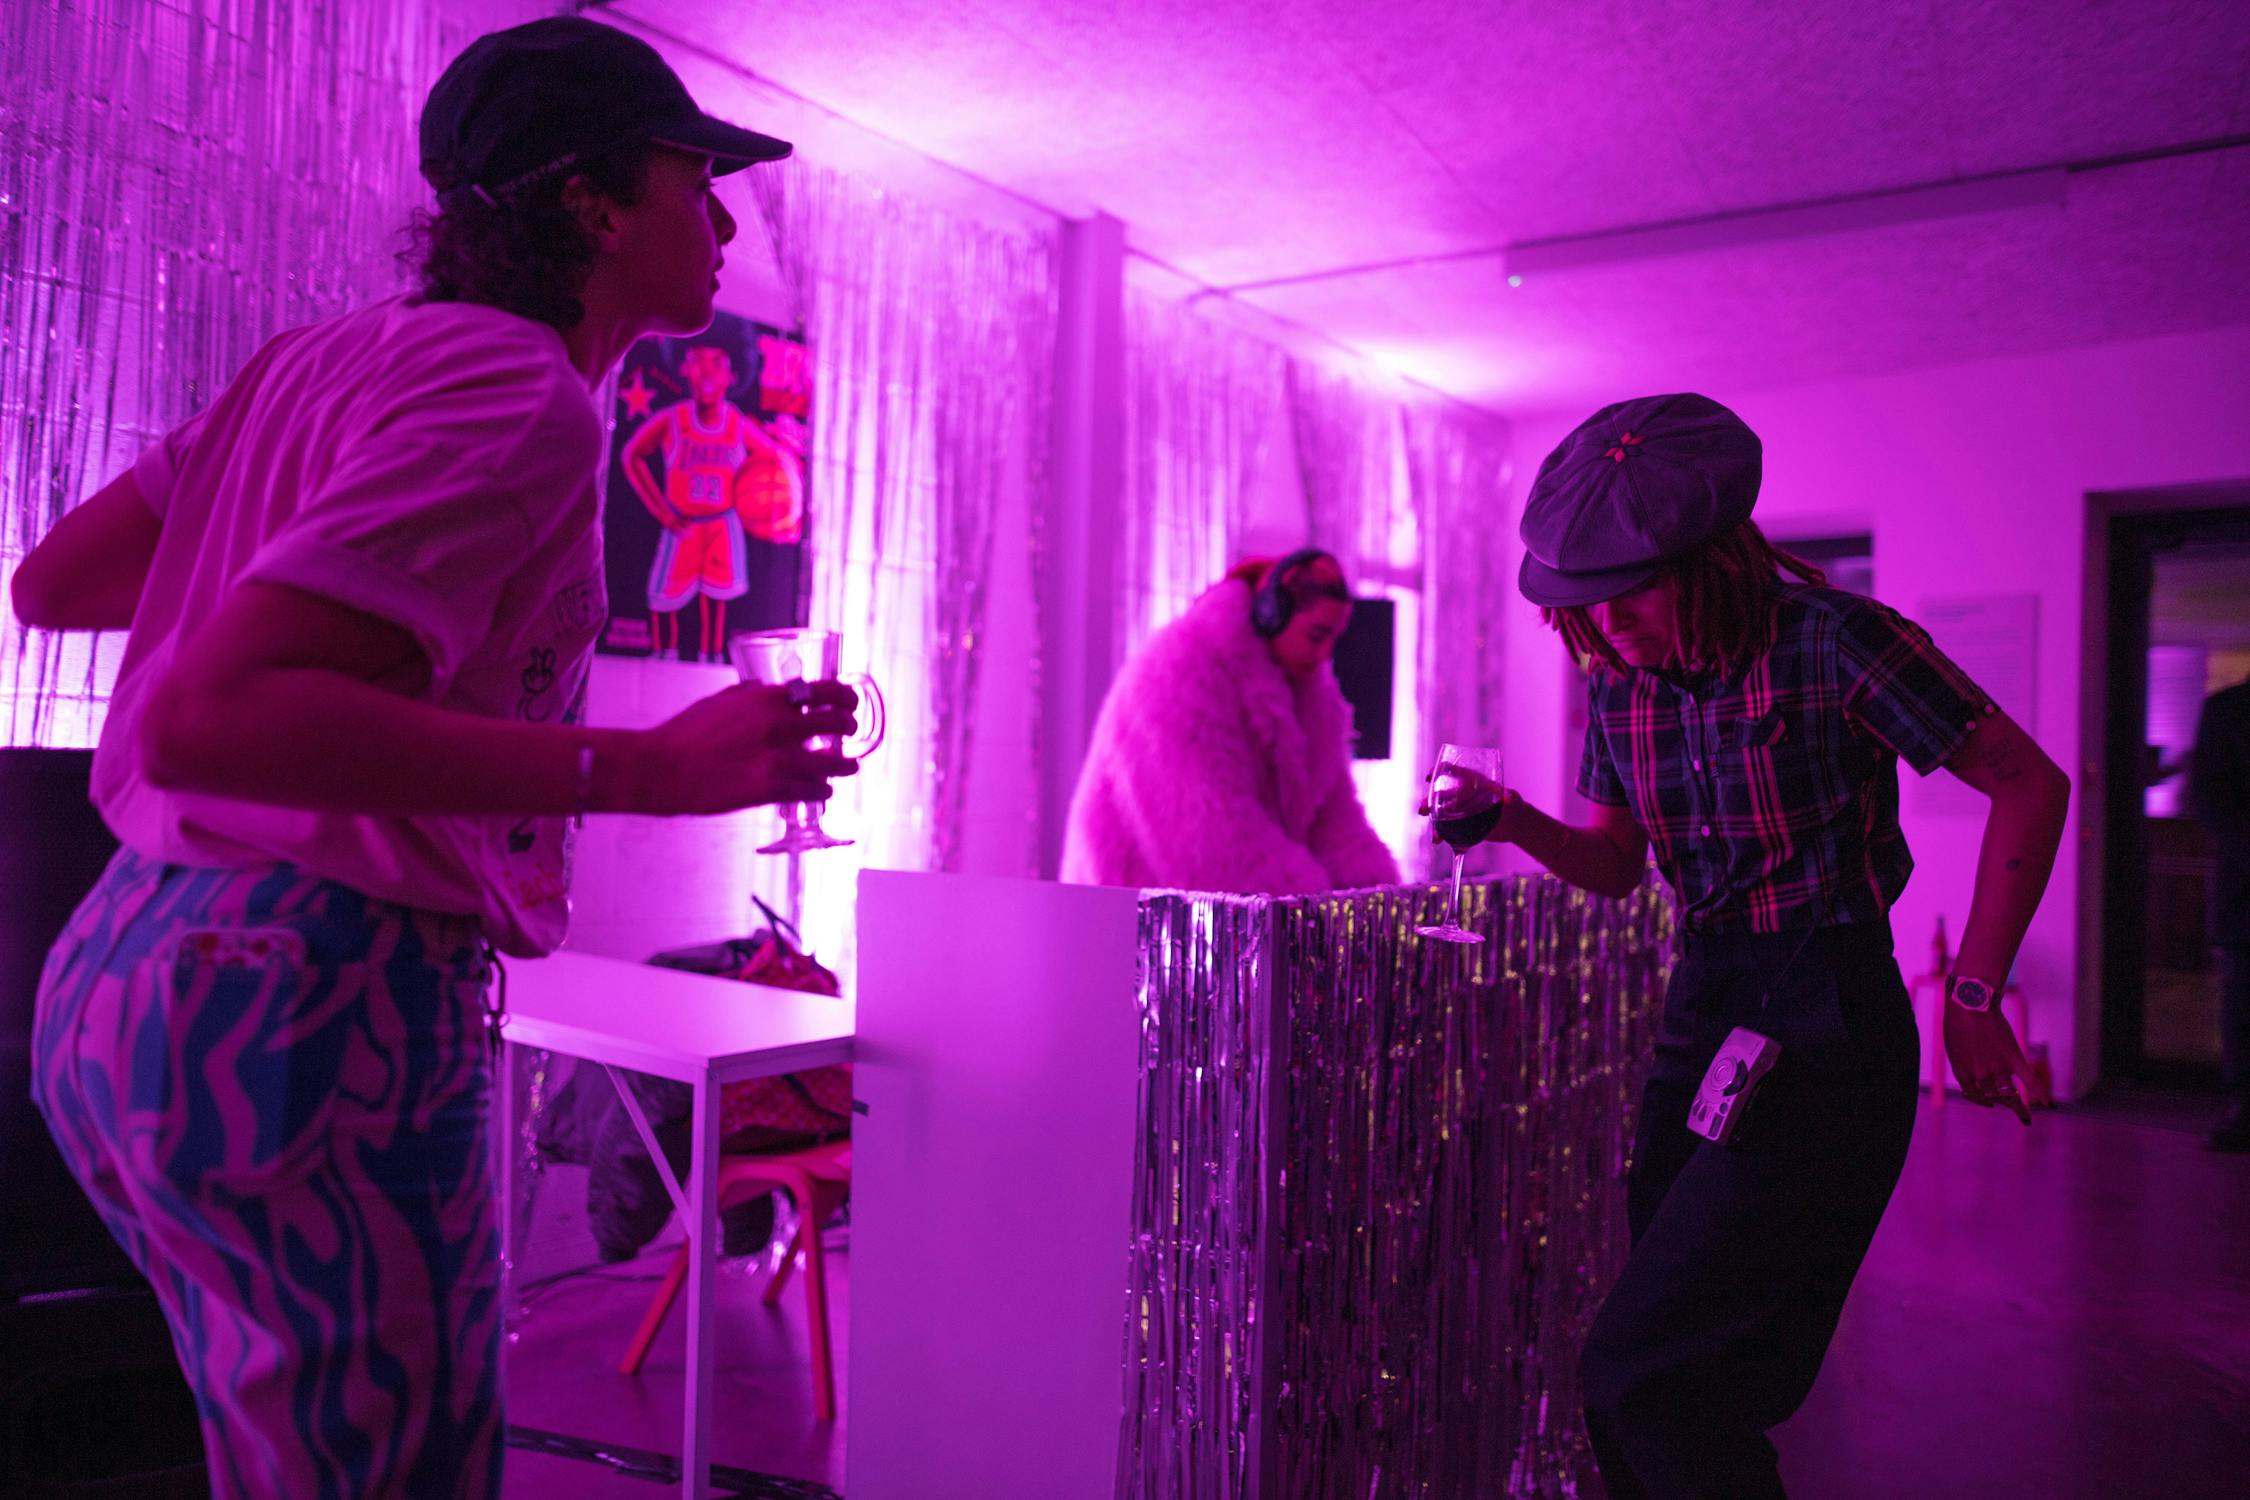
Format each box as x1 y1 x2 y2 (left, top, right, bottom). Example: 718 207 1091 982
1061 579 1402 895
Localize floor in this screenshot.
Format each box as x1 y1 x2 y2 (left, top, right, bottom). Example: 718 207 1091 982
501 1158 848 1499
497 1095 2250 1498
1777 1093 2250 1498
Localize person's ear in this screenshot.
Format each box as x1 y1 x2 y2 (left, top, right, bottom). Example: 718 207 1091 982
563 174 622 252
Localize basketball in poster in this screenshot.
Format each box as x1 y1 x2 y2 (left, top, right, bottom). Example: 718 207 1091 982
599 312 809 661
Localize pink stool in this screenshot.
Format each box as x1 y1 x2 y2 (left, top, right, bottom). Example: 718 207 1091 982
618 1139 852 1422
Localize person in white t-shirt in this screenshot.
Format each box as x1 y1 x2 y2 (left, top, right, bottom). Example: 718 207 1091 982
7 19 844 1496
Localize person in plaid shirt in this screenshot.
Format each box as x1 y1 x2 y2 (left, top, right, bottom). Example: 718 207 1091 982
1482 394 2071 1498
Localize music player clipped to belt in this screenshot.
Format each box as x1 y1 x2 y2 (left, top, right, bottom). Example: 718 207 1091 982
1685 919 1828 1147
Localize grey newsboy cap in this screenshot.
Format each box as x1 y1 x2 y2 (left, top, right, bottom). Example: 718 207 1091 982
1517 393 1763 609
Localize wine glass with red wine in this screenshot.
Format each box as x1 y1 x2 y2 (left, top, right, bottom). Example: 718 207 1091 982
1416 742 1505 945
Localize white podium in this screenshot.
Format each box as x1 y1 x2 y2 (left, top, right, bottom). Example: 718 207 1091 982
848 871 1143 1500
849 869 1672 1500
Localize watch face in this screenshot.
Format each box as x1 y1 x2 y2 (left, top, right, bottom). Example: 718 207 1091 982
1952 978 1995 1011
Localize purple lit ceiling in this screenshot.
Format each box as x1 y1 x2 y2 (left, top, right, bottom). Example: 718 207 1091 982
607 0 2250 412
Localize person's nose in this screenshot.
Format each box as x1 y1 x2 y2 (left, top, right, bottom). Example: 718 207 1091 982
711 194 737 248
1594 599 1631 634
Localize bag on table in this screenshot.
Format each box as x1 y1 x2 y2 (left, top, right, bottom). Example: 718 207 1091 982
648 897 852 1148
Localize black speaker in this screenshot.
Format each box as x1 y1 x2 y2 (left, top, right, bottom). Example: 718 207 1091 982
0 1292 207 1498
0 748 132 1300
0 748 207 1495
1331 598 1396 760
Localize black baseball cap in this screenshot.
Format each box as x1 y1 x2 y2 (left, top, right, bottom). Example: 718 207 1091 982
1516 393 1763 609
419 18 791 202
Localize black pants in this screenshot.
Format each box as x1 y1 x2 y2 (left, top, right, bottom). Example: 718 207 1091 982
1581 923 1920 1500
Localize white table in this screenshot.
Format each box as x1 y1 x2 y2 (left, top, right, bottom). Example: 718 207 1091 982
497 949 854 1499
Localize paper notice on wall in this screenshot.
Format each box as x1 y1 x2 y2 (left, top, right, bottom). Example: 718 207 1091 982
1910 594 2038 819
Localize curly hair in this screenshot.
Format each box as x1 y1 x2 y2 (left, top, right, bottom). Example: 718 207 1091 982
1543 521 1828 676
399 144 658 330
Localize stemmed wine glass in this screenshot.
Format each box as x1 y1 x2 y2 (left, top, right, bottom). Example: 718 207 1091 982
726 627 886 853
1417 742 1505 945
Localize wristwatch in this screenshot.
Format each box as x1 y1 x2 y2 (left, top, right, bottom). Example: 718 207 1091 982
1946 975 1999 1014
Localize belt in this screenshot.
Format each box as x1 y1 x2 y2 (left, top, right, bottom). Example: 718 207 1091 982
1680 921 1894 969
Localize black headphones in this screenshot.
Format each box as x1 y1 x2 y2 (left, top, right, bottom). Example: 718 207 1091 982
1250 547 1340 639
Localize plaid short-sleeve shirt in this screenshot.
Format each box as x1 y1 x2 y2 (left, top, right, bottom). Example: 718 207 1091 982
1577 583 1994 934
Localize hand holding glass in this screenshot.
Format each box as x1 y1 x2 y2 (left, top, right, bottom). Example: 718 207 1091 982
727 628 886 853
1416 743 1505 945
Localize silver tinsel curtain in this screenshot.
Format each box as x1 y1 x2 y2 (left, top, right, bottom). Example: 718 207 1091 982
1286 359 1512 877
1411 405 1515 873
1119 293 1286 657
0 0 542 747
1285 356 1406 582
748 159 1057 951
1119 875 1673 1499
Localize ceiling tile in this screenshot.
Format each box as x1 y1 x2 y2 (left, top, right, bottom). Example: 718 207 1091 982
1624 0 1957 206
1310 0 1721 243
1242 146 2250 409
1937 0 2250 173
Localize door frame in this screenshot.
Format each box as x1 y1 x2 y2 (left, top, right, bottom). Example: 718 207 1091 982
2092 488 2250 1090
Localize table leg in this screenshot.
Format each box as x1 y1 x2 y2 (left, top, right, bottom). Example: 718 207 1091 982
2004 987 2042 1104
1916 976 1949 1107
2005 989 2032 1052
681 1071 720 1499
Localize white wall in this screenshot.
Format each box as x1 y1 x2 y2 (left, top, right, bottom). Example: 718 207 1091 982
1499 324 2250 1100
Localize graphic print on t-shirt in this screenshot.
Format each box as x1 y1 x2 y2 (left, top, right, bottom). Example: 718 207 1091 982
497 569 602 920
602 313 808 664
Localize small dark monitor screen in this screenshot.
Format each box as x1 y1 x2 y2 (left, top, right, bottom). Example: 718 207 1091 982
1330 597 1395 760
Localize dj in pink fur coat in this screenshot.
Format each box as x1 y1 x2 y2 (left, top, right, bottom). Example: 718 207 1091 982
1061 577 1401 895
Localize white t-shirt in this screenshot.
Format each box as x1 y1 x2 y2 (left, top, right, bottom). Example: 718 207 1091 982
93 295 609 956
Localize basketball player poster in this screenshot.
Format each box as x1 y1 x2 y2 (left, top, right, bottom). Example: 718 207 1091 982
598 312 809 661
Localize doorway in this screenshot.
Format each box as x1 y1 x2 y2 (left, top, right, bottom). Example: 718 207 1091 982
2102 503 2250 1090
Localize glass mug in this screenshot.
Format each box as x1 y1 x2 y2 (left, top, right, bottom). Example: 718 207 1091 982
725 628 886 853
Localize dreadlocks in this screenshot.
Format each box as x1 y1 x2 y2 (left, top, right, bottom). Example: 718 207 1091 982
1543 521 1829 676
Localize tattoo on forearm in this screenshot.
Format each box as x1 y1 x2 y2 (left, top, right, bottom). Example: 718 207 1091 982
1979 737 2024 785
2006 857 2023 871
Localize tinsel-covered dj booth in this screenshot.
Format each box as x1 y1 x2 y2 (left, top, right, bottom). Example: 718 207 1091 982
849 871 1672 1500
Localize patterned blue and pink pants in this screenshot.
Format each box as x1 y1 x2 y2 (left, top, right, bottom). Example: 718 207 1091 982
31 848 503 1498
